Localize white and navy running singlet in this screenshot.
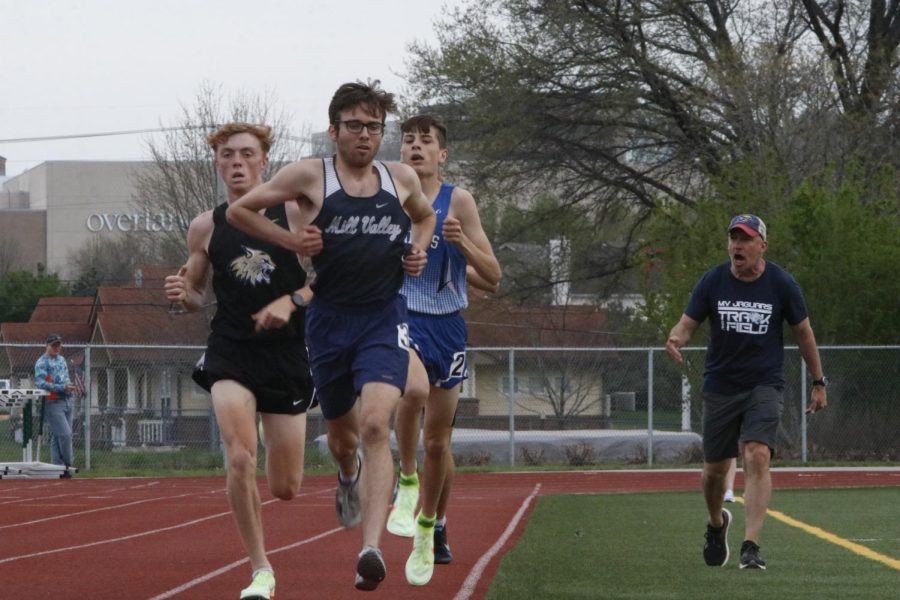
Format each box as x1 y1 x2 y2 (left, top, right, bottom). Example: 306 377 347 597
310 156 411 308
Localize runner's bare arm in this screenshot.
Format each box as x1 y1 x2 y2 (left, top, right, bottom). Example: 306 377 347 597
226 161 323 256
447 187 501 287
164 212 212 311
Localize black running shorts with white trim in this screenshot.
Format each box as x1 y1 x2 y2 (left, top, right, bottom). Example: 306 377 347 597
196 333 315 415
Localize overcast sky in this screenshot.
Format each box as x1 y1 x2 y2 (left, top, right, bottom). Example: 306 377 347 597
1 0 459 178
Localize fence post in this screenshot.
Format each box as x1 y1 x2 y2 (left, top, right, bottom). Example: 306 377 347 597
647 349 654 466
508 348 516 468
84 346 92 471
681 374 691 432
800 359 808 463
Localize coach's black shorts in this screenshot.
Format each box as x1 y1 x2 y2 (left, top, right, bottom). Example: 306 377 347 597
702 385 784 462
192 334 315 415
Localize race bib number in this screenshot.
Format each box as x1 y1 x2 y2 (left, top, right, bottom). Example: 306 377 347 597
448 351 467 379
397 323 411 349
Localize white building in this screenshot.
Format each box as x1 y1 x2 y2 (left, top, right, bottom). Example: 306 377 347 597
0 161 174 278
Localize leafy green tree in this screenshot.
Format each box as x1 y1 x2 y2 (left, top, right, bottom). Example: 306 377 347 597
405 1 900 299
777 169 900 344
0 268 69 323
639 162 900 345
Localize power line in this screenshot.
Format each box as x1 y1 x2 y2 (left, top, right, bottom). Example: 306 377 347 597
0 126 208 144
0 126 312 145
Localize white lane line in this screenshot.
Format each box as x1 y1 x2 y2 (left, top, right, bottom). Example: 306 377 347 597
0 488 322 565
454 483 541 600
147 526 344 600
0 489 219 530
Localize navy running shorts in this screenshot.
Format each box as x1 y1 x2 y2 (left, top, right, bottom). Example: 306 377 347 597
408 310 468 390
305 295 410 420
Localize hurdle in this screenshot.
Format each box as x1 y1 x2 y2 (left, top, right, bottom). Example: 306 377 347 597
0 388 75 479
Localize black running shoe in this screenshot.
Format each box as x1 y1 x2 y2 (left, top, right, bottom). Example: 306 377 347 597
703 508 731 566
739 540 767 570
434 525 453 564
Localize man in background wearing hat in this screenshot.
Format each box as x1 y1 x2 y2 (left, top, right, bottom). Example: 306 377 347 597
665 214 827 570
34 334 78 476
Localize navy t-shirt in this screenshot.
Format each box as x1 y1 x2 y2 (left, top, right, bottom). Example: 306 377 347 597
685 261 808 394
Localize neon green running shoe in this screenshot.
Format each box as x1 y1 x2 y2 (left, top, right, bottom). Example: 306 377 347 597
387 476 419 537
240 569 275 600
405 520 435 586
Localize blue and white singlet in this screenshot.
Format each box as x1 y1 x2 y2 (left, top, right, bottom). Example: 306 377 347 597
400 182 468 315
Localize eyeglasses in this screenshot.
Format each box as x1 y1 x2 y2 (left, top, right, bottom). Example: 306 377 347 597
335 120 385 135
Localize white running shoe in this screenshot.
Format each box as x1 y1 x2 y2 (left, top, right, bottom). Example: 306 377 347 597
240 570 275 600
405 518 435 586
387 476 419 537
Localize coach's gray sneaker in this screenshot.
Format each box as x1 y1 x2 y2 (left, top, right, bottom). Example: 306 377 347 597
336 452 361 529
355 546 386 591
739 540 767 570
703 508 731 566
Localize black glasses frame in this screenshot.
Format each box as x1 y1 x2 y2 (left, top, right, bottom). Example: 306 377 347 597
335 120 386 135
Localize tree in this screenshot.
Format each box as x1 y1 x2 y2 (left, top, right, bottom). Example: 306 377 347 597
0 268 69 323
129 82 307 267
0 237 23 277
405 1 900 295
639 161 900 345
68 235 154 297
514 352 606 421
491 193 632 303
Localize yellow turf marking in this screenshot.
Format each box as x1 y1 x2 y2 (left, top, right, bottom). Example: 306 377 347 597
735 497 900 570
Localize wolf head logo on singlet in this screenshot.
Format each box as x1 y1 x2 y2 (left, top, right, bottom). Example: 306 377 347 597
229 245 275 285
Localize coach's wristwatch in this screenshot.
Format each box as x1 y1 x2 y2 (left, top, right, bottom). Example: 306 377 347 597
811 376 828 387
291 292 308 308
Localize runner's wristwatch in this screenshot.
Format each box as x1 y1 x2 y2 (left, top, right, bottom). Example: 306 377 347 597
811 377 828 387
291 292 308 308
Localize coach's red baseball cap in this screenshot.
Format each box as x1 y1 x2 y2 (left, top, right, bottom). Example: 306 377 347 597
728 214 767 240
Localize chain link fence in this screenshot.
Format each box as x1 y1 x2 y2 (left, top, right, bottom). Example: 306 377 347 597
1 344 897 471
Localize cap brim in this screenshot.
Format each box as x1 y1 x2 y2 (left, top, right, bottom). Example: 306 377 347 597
729 224 760 238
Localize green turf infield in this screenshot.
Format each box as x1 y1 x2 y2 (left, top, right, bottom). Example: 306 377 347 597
487 488 899 599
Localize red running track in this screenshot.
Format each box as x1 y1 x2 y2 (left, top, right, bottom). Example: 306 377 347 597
0 468 896 599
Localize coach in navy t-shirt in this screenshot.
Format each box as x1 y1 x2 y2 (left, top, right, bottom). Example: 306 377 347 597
665 214 827 571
